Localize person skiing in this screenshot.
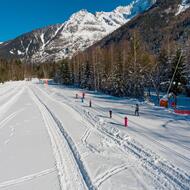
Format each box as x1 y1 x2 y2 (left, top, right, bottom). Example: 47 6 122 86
82 92 85 99
109 110 112 118
135 104 139 116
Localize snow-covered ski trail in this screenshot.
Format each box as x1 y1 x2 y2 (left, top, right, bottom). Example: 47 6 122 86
47 86 190 167
33 85 151 189
83 103 190 190
89 101 190 154
0 168 56 188
94 164 129 188
0 85 25 118
84 101 190 166
38 84 190 190
0 83 61 190
28 86 95 190
0 108 25 130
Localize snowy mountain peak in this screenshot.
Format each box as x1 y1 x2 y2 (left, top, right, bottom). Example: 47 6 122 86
114 5 133 14
0 0 156 63
176 0 190 15
68 9 91 21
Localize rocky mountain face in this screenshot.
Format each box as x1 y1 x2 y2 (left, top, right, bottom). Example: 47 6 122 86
86 0 190 54
67 0 190 97
0 0 155 63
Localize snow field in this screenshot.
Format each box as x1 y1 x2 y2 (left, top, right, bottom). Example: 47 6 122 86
33 84 161 189
0 81 190 189
28 87 91 190
38 84 190 190
0 82 60 190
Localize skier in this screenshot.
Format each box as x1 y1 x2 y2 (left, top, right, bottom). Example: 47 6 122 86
109 110 112 118
89 100 92 107
135 104 139 116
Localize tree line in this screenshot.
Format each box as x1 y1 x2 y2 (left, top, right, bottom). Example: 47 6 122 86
0 59 59 83
0 58 25 82
0 31 189 99
54 32 189 99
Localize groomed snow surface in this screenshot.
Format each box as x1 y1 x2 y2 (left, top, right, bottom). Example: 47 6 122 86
0 81 189 190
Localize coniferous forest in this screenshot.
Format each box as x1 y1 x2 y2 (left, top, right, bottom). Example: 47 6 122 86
1 31 189 98
0 58 25 82
53 32 190 98
1 0 190 99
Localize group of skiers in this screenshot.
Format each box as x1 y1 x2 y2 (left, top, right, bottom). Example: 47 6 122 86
109 104 140 118
76 93 140 118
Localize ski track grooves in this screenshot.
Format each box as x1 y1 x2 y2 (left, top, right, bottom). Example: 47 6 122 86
0 87 14 97
0 108 25 130
0 86 25 118
29 86 95 190
41 86 190 190
90 102 190 164
87 106 190 190
87 99 190 164
129 122 190 163
0 84 22 104
0 168 56 188
81 129 91 143
81 128 99 154
94 164 129 187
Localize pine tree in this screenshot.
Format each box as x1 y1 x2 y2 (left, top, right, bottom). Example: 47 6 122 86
80 60 94 90
110 46 125 96
60 60 71 85
126 31 152 98
150 49 170 102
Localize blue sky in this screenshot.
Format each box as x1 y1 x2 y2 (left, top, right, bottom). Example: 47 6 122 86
0 0 132 42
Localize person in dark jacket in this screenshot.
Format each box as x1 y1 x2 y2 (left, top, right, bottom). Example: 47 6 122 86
109 110 112 118
135 104 139 116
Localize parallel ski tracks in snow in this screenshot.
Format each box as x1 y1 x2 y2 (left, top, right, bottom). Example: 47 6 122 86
0 86 25 119
87 100 190 164
94 164 129 188
81 128 100 155
0 86 14 97
86 105 190 190
81 128 91 143
0 168 56 188
39 86 190 190
0 108 25 130
29 86 95 190
129 122 190 162
47 87 190 162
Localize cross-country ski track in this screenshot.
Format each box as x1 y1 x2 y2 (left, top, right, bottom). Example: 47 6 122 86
0 81 189 190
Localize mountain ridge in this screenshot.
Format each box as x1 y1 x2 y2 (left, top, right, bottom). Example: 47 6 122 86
0 0 156 63
83 0 190 55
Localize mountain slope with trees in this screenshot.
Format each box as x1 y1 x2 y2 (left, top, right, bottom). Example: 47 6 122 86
59 0 190 98
0 0 155 63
